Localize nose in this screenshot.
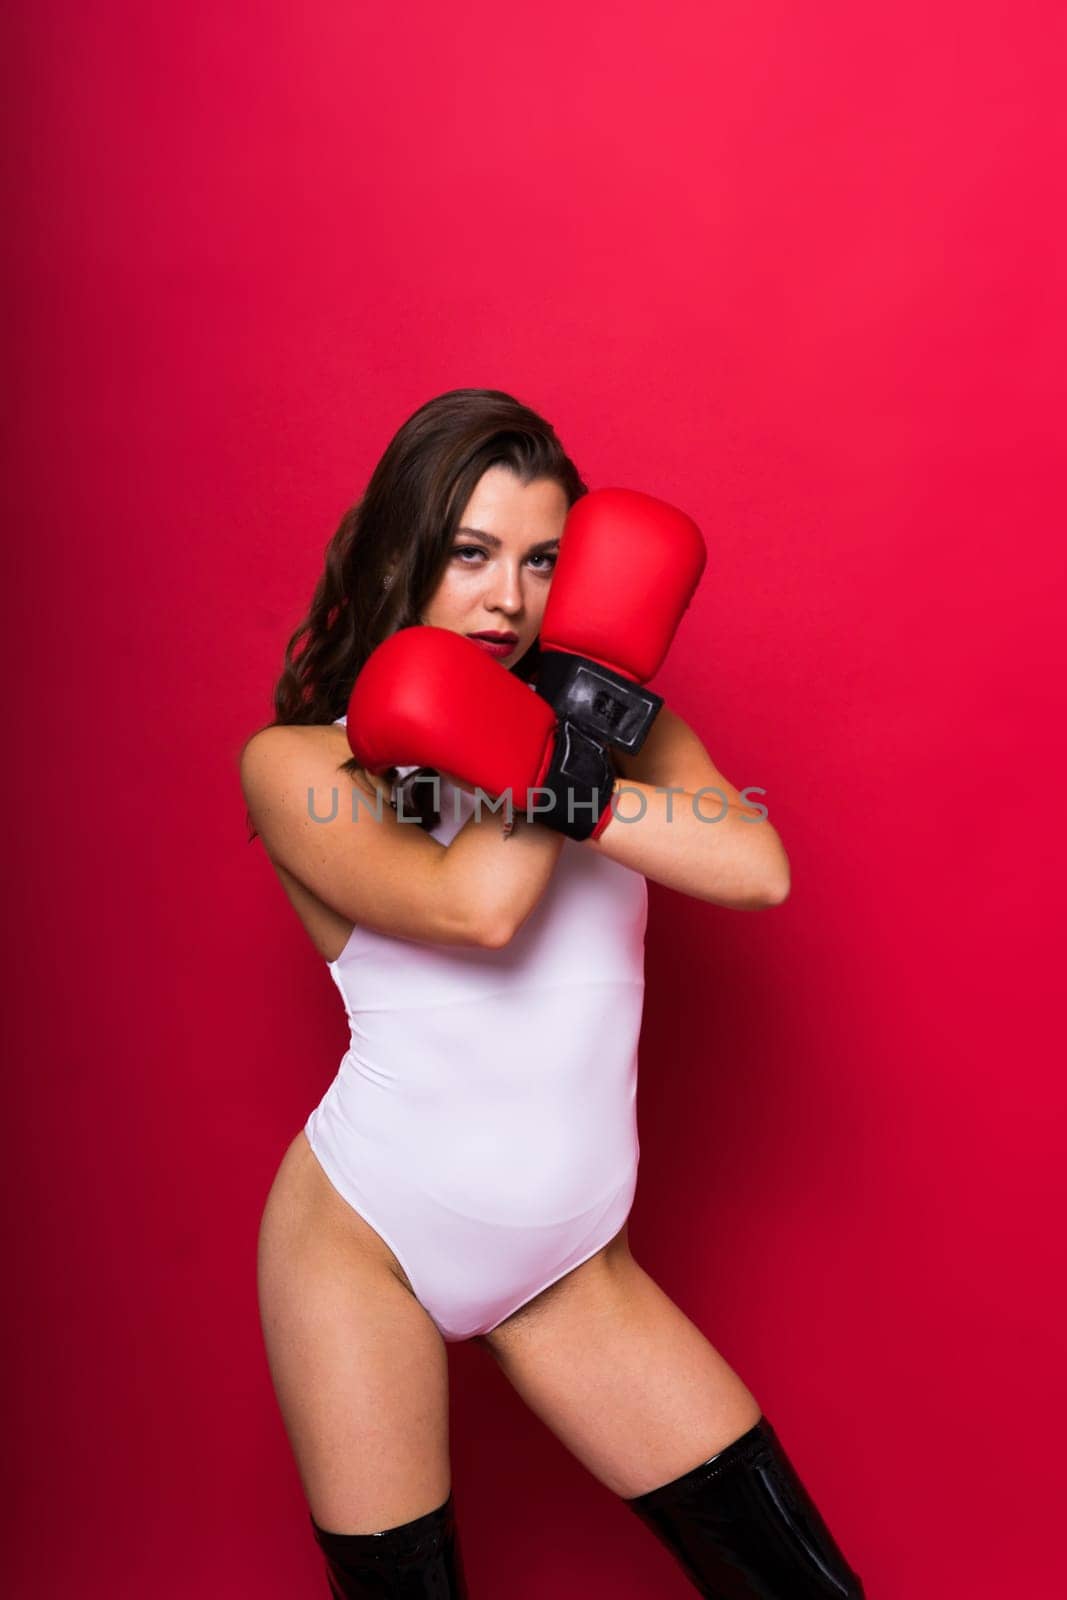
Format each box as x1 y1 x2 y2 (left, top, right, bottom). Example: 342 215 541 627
484 559 525 616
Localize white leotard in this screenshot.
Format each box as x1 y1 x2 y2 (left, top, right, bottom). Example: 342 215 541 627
303 714 648 1341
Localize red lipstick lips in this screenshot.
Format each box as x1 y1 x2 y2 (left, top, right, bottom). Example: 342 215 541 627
467 631 518 659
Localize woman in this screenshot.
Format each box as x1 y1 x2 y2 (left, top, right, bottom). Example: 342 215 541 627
239 388 866 1597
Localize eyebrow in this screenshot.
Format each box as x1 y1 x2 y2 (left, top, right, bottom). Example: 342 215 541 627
456 526 561 551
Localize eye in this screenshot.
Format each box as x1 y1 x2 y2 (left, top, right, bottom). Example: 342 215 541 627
450 545 558 572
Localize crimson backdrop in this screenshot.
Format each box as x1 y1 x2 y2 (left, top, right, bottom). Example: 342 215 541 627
5 2 1065 1594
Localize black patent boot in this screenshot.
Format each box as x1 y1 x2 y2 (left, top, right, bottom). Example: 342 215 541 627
309 1490 470 1598
625 1416 866 1598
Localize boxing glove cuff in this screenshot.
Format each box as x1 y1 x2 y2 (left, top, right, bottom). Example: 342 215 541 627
535 650 663 756
531 718 617 842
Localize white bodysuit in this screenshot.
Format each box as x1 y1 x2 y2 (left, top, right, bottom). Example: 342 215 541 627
304 713 649 1341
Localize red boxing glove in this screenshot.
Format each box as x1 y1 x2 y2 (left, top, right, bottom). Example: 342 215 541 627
536 486 707 755
346 626 619 842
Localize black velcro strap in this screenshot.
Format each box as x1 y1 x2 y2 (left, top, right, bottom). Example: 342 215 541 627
528 720 616 841
535 651 662 754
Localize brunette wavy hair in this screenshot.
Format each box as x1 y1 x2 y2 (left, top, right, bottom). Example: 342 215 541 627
245 387 588 837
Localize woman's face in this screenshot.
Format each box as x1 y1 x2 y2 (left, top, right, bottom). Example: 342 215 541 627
418 465 569 669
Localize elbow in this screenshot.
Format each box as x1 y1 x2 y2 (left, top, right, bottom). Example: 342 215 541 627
477 914 516 950
762 869 791 907
761 841 791 907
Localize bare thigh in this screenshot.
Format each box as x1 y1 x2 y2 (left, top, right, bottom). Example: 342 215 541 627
256 1129 452 1534
478 1224 762 1498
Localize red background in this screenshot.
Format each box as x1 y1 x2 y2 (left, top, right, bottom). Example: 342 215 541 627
5 2 1065 1594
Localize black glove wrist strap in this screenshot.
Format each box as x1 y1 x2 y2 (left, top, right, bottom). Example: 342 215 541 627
531 718 617 842
535 649 662 755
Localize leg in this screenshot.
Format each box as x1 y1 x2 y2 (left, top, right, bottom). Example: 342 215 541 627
626 1414 866 1598
258 1131 469 1594
479 1226 864 1596
477 1223 761 1498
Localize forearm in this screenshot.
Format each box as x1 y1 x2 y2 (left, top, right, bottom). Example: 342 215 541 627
443 802 565 944
587 779 790 909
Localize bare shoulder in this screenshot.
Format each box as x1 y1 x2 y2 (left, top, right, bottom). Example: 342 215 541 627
239 719 344 762
239 721 382 808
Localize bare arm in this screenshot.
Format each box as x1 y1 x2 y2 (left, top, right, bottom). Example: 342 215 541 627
239 725 563 949
591 708 791 910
